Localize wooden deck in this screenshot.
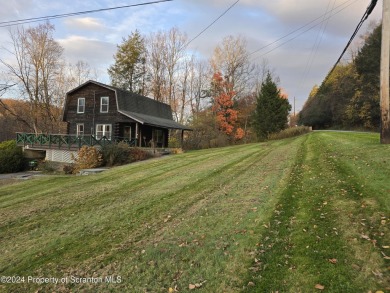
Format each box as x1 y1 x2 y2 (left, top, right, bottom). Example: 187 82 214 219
16 133 137 151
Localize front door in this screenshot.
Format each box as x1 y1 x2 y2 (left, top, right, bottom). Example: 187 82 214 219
124 126 131 139
153 129 164 148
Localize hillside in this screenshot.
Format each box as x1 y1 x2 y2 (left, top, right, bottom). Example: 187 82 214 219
0 132 389 292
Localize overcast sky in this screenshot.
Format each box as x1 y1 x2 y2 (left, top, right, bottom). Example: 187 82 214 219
0 0 383 111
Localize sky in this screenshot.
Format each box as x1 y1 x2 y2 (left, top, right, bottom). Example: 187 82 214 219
0 0 384 112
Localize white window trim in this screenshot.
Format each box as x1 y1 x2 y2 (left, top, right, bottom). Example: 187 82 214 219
77 97 85 113
96 124 112 140
76 123 84 137
100 96 109 113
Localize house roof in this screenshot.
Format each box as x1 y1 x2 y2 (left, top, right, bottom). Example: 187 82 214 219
63 80 191 130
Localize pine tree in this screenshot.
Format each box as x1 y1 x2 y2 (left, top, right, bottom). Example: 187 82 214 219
108 30 147 94
253 72 291 139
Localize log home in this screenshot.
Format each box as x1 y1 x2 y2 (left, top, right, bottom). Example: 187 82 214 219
62 80 191 148
16 80 191 163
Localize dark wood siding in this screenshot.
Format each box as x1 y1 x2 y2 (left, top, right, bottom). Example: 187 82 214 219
64 83 135 136
63 82 171 147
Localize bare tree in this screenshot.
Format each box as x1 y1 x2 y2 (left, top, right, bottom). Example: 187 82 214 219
187 59 210 119
70 60 98 86
163 27 187 120
146 27 188 121
0 22 64 133
50 60 97 113
146 31 167 102
210 35 255 97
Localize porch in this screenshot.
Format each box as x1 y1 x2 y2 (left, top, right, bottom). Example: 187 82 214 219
16 132 177 164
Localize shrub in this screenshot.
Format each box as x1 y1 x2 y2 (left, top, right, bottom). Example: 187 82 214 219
268 126 312 140
72 146 102 174
170 148 183 154
38 160 56 173
168 136 181 148
0 140 26 173
129 147 151 162
101 142 131 166
63 164 75 175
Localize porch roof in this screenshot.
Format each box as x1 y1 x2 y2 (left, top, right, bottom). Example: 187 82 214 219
119 110 192 130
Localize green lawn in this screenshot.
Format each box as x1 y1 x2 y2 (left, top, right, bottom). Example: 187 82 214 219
0 132 389 292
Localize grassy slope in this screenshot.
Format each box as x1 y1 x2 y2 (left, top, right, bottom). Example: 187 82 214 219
246 132 389 292
0 132 389 292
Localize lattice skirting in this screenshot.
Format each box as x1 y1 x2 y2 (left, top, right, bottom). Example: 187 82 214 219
45 149 79 163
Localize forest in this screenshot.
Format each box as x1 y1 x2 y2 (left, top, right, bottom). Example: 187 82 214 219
299 23 382 130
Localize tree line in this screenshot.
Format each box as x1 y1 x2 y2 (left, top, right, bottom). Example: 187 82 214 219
0 22 291 148
299 23 382 130
107 27 291 147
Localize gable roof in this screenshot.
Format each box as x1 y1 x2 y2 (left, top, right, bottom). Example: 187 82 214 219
64 80 191 130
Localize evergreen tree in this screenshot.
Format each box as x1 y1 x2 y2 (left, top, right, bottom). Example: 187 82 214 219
108 30 147 94
253 72 291 139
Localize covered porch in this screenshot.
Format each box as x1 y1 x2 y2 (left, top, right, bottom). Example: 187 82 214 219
114 122 170 148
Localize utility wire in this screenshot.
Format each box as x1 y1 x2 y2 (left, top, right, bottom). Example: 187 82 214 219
181 0 240 50
299 0 337 94
0 0 173 28
250 0 359 61
249 0 358 57
327 0 378 77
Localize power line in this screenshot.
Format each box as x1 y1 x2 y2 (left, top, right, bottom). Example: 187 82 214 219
249 0 359 61
249 0 358 58
0 0 173 28
181 0 240 50
299 0 337 96
327 0 378 76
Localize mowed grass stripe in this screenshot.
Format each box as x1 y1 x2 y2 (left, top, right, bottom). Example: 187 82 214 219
0 143 246 206
0 143 259 225
0 144 267 274
246 132 389 292
82 137 303 292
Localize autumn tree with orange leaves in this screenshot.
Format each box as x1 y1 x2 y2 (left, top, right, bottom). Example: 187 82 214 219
211 72 244 140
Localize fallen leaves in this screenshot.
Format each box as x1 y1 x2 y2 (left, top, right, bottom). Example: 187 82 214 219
328 258 337 264
381 251 390 260
315 284 325 290
189 280 206 290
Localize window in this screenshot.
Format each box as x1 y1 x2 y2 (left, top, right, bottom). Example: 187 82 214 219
76 124 84 137
77 98 85 113
100 96 109 113
96 124 112 139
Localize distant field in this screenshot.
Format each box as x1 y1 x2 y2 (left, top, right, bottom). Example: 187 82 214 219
0 132 389 292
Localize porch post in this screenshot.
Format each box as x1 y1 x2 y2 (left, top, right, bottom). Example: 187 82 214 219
135 123 139 146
